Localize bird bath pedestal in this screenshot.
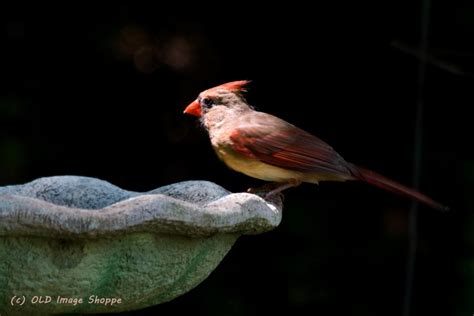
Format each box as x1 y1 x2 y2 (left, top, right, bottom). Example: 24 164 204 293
0 176 282 315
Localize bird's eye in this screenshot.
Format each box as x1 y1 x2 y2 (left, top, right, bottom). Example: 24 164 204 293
200 98 214 109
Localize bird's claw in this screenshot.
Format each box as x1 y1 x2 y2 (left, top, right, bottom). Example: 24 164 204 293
247 184 285 203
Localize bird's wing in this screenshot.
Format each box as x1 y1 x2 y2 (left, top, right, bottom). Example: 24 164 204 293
229 112 353 175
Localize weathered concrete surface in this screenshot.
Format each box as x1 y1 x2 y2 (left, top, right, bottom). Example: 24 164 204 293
0 176 282 315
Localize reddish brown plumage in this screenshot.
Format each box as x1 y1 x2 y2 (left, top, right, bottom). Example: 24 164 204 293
214 80 250 93
229 112 352 176
350 166 449 211
184 80 448 211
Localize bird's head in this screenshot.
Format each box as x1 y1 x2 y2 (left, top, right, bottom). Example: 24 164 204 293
183 80 252 120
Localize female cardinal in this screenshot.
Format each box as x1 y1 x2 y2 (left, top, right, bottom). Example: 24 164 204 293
183 80 448 211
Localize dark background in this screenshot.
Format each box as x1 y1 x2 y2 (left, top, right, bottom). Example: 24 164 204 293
1 2 473 315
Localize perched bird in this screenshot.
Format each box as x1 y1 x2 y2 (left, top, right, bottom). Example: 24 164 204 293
183 80 448 211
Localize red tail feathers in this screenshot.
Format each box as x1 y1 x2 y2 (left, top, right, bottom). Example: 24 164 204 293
351 165 449 211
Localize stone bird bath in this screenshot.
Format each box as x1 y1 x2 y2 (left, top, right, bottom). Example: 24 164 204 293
0 176 282 315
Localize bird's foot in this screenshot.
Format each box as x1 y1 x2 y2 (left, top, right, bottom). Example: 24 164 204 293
263 180 301 199
247 183 279 195
247 180 301 201
247 183 285 203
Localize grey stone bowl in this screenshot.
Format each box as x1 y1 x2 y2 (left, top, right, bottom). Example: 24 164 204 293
0 176 282 315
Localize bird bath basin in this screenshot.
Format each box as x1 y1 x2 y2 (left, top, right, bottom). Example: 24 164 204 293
0 176 282 315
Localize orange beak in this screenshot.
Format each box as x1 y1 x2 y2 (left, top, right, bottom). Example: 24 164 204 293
183 100 202 117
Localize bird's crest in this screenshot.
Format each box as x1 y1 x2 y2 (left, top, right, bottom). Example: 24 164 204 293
212 80 251 93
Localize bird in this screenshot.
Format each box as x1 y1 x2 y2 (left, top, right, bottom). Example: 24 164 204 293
183 80 448 211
